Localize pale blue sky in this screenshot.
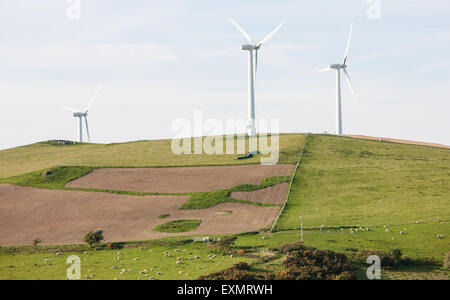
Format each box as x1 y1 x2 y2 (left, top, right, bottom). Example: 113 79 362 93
0 0 449 149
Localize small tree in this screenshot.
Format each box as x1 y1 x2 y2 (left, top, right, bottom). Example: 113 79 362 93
32 238 42 247
83 230 104 248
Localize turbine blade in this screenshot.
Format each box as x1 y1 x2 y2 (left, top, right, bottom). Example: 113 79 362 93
85 85 102 112
61 106 79 113
257 21 285 47
318 67 332 72
84 116 91 143
229 17 255 45
343 68 357 103
342 23 354 65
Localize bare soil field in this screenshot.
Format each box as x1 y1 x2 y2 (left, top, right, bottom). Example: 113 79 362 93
230 183 289 204
66 164 295 193
344 135 450 149
0 184 279 246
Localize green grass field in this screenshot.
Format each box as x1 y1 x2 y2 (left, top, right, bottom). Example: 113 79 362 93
0 133 449 279
154 220 203 233
0 242 253 280
276 134 450 229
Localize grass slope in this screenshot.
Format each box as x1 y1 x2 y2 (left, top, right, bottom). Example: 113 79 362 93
276 134 450 229
153 220 203 233
0 134 305 179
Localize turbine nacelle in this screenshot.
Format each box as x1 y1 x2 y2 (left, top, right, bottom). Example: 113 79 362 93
241 44 257 51
330 64 345 69
73 112 87 117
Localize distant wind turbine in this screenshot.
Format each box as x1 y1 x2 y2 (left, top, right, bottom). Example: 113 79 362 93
319 23 357 135
61 86 101 143
229 17 285 137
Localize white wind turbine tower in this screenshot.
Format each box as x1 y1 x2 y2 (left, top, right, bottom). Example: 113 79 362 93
61 86 101 143
319 23 357 135
229 18 285 137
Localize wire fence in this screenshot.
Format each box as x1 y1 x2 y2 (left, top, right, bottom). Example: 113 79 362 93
270 133 310 232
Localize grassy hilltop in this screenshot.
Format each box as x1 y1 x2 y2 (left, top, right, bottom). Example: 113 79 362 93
0 134 304 179
0 133 448 279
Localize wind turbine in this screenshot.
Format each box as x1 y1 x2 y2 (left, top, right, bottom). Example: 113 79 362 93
229 18 285 137
319 23 357 135
61 86 101 143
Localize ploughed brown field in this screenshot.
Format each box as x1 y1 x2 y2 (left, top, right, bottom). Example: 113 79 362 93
230 183 289 204
0 184 281 246
66 164 295 193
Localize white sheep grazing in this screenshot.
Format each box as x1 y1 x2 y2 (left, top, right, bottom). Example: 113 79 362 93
400 231 405 235
195 256 200 259
176 261 181 264
134 258 139 261
385 229 390 232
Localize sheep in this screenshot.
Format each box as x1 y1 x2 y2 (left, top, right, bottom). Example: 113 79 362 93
385 229 390 232
156 271 161 275
176 261 181 264
134 258 139 261
194 256 200 259
179 271 184 274
177 257 183 260
400 231 405 235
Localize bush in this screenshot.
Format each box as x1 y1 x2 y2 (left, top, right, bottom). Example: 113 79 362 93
83 230 104 248
106 242 123 250
355 249 399 269
198 262 274 280
216 236 237 251
32 239 42 247
279 242 305 254
276 245 356 280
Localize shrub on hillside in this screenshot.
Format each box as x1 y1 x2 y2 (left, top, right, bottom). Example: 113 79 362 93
198 262 274 280
216 236 237 251
355 249 399 269
276 246 356 280
83 230 104 248
106 242 123 250
278 242 305 254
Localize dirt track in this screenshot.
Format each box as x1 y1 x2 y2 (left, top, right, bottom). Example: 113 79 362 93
230 183 289 204
66 164 295 193
0 184 279 246
344 135 450 149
